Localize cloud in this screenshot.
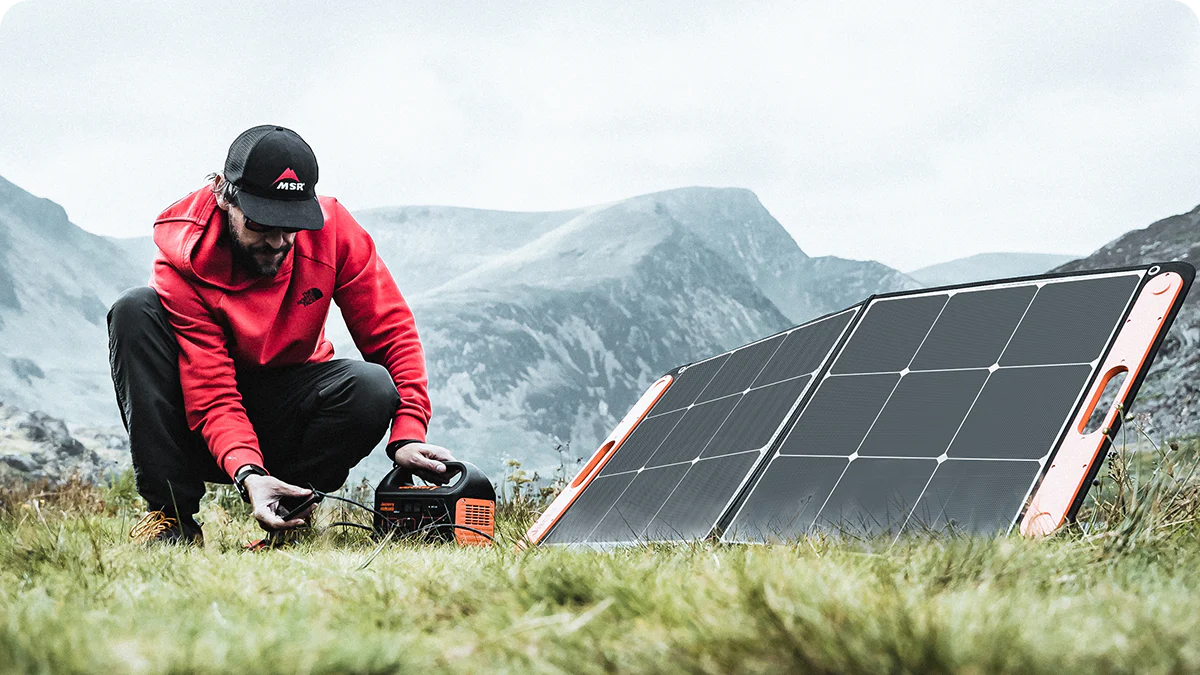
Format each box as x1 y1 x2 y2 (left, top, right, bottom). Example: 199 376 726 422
0 0 1198 269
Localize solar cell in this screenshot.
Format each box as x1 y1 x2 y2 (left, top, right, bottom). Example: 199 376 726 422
777 374 899 456
597 410 685 475
701 376 812 458
830 293 947 374
857 369 990 458
589 464 691 544
645 451 760 540
540 472 636 544
647 353 728 412
696 334 786 402
642 396 740 468
908 285 1036 371
999 275 1141 366
720 456 846 541
907 459 1042 535
812 457 937 538
946 365 1094 460
529 263 1193 548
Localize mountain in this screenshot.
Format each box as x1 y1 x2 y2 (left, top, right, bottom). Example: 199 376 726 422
0 175 146 427
908 252 1079 288
338 188 921 478
353 188 921 325
1054 204 1200 439
0 178 918 482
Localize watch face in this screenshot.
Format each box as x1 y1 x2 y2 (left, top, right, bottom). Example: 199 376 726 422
236 466 264 480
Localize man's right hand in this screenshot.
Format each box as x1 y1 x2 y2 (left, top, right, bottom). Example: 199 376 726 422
241 475 316 531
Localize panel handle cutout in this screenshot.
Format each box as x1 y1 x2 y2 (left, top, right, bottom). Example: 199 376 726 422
1079 366 1128 436
572 441 616 488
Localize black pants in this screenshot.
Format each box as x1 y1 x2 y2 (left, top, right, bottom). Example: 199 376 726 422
107 287 399 524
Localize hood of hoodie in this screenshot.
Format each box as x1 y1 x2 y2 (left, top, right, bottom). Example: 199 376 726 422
153 187 295 291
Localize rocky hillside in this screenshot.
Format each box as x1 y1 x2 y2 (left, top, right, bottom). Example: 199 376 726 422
353 188 920 325
335 188 918 478
0 402 124 484
1 177 919 482
1054 204 1200 438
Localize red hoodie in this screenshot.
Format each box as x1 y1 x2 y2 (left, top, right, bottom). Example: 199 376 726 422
149 187 431 478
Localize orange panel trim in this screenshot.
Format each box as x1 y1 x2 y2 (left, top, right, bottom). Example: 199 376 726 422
520 374 674 548
455 498 495 546
1021 271 1184 536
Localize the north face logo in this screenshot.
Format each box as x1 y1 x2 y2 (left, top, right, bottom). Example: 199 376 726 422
274 167 305 191
297 288 323 306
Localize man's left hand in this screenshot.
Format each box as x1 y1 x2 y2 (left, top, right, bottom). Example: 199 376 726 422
241 475 316 531
391 442 456 484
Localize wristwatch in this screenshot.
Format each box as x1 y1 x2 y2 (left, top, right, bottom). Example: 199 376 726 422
233 464 268 503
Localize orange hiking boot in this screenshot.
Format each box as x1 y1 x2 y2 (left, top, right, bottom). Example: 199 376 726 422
129 511 204 545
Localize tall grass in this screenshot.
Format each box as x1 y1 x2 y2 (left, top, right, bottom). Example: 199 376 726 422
1 437 1199 673
1074 422 1200 558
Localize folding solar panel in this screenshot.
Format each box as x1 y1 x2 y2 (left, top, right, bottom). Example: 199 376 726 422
523 263 1194 547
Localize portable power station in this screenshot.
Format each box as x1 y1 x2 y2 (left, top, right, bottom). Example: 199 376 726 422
373 461 496 546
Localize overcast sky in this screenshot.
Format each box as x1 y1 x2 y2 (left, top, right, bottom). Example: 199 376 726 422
1 1 1199 271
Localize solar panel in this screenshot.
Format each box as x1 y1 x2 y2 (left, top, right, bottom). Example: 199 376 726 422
524 263 1193 548
537 307 859 545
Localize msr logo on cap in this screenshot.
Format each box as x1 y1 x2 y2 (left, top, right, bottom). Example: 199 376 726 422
274 168 305 191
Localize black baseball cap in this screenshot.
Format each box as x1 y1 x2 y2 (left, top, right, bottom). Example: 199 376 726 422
223 125 324 231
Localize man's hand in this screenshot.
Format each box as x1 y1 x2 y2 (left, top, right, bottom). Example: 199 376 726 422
241 475 316 531
391 442 456 484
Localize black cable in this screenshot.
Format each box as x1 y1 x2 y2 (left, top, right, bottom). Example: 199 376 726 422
315 491 394 524
328 521 375 532
327 517 496 543
319 492 496 542
407 522 495 543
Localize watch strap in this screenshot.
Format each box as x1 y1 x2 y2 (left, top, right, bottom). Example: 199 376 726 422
387 439 421 465
233 464 268 503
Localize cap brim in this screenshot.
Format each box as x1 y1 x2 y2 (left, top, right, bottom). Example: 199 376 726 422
237 192 324 230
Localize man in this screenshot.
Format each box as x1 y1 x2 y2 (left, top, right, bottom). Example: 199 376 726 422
107 124 453 543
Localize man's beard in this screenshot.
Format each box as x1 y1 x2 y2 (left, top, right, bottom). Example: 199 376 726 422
229 225 292 277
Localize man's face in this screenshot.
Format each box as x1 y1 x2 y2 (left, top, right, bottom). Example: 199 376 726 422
224 205 297 277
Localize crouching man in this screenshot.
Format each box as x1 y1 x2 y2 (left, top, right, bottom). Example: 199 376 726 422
108 124 453 543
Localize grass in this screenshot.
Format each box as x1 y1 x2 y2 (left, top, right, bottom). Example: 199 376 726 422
2 438 1200 673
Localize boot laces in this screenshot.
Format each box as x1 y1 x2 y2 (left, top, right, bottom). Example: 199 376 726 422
129 511 178 543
